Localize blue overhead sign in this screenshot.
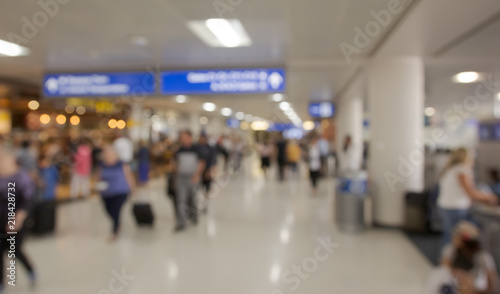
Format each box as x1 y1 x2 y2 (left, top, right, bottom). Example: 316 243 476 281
161 68 286 95
308 102 335 118
43 72 156 97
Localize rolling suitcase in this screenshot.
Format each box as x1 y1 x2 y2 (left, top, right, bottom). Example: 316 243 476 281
133 203 154 226
31 200 56 235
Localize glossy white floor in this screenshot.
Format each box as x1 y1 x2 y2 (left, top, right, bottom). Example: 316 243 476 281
12 160 432 294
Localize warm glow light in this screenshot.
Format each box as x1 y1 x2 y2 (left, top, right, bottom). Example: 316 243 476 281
70 115 80 126
497 93 500 101
452 72 481 83
56 114 66 125
303 121 315 131
240 121 249 130
28 100 39 110
40 114 51 124
76 106 86 115
108 119 117 129
250 120 269 131
425 107 436 116
65 105 75 114
116 120 126 129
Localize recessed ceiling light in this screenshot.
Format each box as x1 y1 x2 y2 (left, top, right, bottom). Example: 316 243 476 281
202 102 216 112
235 112 245 120
244 114 253 122
271 93 283 102
424 107 436 116
130 35 149 47
28 100 39 110
0 39 30 57
187 19 252 48
279 102 290 110
176 95 187 103
199 116 208 125
452 72 481 83
303 121 315 131
221 107 232 116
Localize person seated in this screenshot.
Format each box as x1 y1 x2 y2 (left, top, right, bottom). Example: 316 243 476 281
439 221 498 293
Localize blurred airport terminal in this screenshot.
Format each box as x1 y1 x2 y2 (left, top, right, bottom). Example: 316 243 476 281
1 1 500 293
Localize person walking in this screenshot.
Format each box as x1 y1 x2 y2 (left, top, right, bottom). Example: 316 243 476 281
96 144 136 241
437 148 497 247
0 146 37 291
70 139 92 199
197 134 217 205
286 140 301 178
173 130 205 232
275 134 288 181
259 141 273 176
308 136 322 192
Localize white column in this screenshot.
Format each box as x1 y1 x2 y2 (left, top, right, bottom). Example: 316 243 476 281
336 97 363 172
368 57 425 227
128 103 142 143
190 112 201 138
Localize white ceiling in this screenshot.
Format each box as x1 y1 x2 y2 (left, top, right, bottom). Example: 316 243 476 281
1 0 500 121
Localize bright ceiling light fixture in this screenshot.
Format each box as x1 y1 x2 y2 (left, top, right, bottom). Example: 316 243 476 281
235 112 245 120
303 121 315 131
452 72 481 83
244 114 253 122
279 102 290 111
0 39 30 57
425 107 436 116
497 93 500 101
187 19 252 48
175 95 187 103
271 93 283 102
221 107 232 116
203 102 216 112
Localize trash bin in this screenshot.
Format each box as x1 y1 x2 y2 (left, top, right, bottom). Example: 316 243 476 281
335 172 368 232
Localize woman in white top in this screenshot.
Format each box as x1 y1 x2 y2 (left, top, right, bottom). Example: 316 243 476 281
437 148 497 246
339 135 358 174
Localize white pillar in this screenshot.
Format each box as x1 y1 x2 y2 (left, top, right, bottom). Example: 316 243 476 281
128 103 142 143
336 97 363 172
190 112 201 138
368 57 425 227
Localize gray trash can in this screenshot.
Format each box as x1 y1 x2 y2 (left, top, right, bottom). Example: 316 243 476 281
335 172 368 232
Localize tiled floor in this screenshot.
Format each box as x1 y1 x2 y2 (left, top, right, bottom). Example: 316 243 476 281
10 160 432 293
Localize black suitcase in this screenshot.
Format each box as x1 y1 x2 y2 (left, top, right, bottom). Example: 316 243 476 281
133 203 154 226
31 200 56 235
404 191 429 233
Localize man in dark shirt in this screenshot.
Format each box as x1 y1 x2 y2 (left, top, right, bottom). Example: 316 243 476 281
173 131 205 232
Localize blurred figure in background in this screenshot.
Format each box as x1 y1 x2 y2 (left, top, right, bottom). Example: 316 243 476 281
286 140 302 179
70 138 92 199
275 133 288 181
307 135 322 192
488 169 500 198
96 144 136 241
17 140 38 182
39 141 60 201
113 131 134 165
173 130 205 232
437 148 497 247
0 146 36 291
216 136 230 172
232 137 244 173
338 135 357 175
198 134 217 210
137 141 150 187
440 221 498 293
318 136 329 177
258 140 273 176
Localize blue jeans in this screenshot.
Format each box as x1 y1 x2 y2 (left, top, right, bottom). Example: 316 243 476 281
439 208 469 247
